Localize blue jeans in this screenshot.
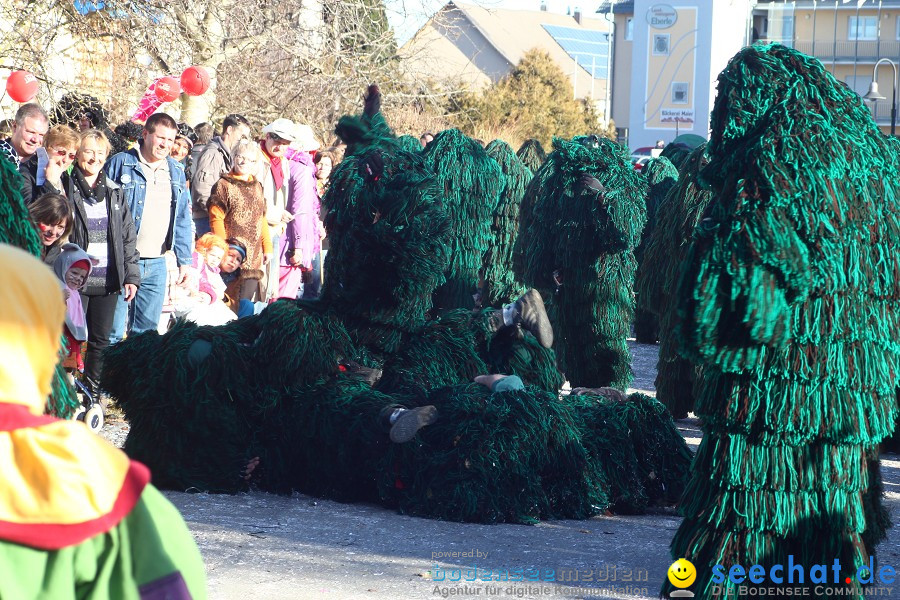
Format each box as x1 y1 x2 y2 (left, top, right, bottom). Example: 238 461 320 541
194 217 211 238
109 294 128 344
131 257 168 334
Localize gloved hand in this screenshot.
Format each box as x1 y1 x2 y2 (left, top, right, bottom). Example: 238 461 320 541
358 150 385 183
579 174 606 197
363 84 381 117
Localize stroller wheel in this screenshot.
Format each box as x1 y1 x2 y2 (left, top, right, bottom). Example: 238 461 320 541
85 405 104 433
73 405 86 422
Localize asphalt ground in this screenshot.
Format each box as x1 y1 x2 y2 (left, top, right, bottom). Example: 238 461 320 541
100 341 900 600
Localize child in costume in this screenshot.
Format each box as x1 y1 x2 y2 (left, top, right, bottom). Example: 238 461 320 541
0 244 206 600
172 233 237 327
664 44 900 599
52 243 93 371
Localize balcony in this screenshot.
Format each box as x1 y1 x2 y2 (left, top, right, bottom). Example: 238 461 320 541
759 39 900 61
866 99 898 123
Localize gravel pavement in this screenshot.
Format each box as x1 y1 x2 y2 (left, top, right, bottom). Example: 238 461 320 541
98 340 900 600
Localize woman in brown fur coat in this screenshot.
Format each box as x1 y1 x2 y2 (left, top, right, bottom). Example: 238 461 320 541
208 140 273 301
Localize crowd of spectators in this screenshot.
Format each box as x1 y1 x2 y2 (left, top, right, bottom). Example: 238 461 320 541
2 101 335 398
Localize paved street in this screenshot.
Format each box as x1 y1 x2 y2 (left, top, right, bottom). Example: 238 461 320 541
104 341 900 600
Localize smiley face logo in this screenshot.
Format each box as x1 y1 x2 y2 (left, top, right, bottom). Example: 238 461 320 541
668 558 696 588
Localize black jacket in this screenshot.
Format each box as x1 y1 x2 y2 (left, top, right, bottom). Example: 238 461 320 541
19 154 57 206
62 170 141 293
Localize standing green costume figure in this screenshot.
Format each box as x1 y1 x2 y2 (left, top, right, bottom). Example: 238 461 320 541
0 156 79 418
664 44 900 599
633 156 679 344
423 129 503 311
517 136 647 389
635 145 712 419
516 138 547 174
481 139 531 307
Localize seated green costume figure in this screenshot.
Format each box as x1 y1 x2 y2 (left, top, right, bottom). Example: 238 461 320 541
663 44 900 599
0 245 205 600
102 88 691 524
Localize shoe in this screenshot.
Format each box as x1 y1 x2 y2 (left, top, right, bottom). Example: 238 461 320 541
511 290 553 349
390 406 438 443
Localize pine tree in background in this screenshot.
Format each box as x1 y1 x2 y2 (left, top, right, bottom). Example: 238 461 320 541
633 157 679 344
481 139 530 307
517 136 647 389
664 44 900 599
635 145 711 419
453 50 604 147
422 128 503 312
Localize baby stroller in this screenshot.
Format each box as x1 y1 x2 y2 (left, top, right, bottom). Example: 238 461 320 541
70 377 104 433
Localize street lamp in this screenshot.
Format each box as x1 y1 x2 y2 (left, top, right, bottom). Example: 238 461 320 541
864 58 898 137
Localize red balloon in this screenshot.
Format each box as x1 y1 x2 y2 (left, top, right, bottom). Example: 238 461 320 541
6 70 39 103
180 66 210 96
154 76 181 102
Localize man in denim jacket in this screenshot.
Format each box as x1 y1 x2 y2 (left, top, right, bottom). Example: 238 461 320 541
106 113 192 336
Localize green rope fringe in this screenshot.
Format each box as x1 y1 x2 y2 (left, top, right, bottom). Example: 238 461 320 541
516 138 547 174
422 129 503 311
516 136 648 388
634 156 679 344
665 44 900 599
482 139 530 306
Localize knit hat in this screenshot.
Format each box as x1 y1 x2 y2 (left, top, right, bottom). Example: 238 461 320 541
70 259 91 272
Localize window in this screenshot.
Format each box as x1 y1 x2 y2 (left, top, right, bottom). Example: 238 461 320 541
845 75 870 97
653 34 670 55
849 16 877 40
671 82 689 104
625 17 633 41
896 15 900 40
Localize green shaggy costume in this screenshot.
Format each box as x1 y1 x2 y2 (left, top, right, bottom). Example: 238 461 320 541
633 156 679 344
422 129 502 311
664 44 900 598
481 139 530 307
102 92 691 524
516 138 547 173
635 146 712 419
516 136 647 389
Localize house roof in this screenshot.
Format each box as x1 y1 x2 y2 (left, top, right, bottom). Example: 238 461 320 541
445 2 611 78
596 1 635 15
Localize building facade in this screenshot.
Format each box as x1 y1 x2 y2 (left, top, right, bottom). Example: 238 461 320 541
603 0 897 149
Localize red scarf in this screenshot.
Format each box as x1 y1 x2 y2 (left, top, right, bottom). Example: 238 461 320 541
260 140 284 191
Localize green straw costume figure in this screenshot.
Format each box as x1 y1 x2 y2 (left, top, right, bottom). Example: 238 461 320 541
516 138 547 174
422 129 502 311
634 146 712 419
481 139 531 307
517 136 648 389
664 44 900 599
633 156 679 344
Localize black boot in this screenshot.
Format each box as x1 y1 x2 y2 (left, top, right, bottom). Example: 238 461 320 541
380 405 439 443
507 290 553 349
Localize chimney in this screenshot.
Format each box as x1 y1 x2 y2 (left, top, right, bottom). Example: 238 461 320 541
540 1 547 11
574 6 582 24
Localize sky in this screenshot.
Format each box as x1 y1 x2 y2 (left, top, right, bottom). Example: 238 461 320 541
384 0 597 44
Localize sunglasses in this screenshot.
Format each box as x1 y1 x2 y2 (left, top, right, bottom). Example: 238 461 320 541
50 147 77 161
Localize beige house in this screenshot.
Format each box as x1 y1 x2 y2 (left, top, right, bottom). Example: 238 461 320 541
754 0 900 134
401 2 613 120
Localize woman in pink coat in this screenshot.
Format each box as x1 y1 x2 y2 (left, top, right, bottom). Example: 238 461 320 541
277 148 324 299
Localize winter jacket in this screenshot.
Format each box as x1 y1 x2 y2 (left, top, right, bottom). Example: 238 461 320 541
104 148 193 267
61 169 141 292
191 136 232 219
